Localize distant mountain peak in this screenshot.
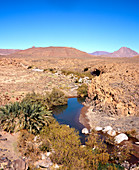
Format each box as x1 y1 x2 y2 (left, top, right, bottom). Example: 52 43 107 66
108 47 138 57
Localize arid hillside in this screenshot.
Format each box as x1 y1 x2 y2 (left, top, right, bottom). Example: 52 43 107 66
10 46 93 59
87 60 139 116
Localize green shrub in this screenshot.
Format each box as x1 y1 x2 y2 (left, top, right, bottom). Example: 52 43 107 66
49 88 68 107
23 89 67 110
22 91 51 110
0 101 53 134
77 84 88 97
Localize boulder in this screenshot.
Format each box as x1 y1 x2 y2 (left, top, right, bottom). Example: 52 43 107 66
95 126 103 131
102 126 113 133
114 133 128 144
82 128 89 134
107 130 116 136
12 159 28 170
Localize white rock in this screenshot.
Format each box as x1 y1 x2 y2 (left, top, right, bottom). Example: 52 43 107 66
114 133 128 144
82 128 89 134
32 68 43 72
41 154 46 160
102 126 113 133
95 126 103 131
78 78 83 83
46 152 51 157
107 130 116 136
34 136 38 142
54 164 60 169
135 142 139 145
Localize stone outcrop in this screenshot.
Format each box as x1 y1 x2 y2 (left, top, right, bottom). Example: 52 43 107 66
87 63 139 116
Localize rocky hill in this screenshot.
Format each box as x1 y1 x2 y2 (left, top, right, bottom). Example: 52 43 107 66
107 47 138 57
87 61 139 117
0 49 20 55
10 46 93 59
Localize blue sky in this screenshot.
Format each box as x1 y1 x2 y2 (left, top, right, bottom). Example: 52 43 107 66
0 0 139 53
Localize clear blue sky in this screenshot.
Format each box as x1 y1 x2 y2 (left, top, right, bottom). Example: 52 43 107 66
0 0 139 53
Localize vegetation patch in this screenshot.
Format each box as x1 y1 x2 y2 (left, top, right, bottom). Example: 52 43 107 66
77 83 88 97
61 69 93 80
0 101 53 134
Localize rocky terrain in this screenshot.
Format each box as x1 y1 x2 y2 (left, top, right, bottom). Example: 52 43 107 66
0 46 139 168
79 58 139 139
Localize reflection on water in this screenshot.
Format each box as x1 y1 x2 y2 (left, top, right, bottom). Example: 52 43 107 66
53 105 68 115
77 97 86 104
53 97 86 143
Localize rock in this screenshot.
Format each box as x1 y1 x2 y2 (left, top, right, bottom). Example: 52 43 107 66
114 133 128 144
121 161 130 169
135 142 139 145
32 68 43 72
41 153 46 160
12 159 28 170
102 126 113 133
107 130 116 136
95 126 103 131
78 78 83 83
0 138 7 141
82 128 89 134
35 157 53 168
46 152 51 157
34 136 38 142
54 164 60 169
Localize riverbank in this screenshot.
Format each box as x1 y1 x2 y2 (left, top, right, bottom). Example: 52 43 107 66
79 105 139 140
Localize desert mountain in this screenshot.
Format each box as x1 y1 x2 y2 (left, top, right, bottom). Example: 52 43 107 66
0 49 20 55
108 47 138 57
90 51 110 55
10 46 93 59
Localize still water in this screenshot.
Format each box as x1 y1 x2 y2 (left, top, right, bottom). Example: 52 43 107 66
53 98 86 142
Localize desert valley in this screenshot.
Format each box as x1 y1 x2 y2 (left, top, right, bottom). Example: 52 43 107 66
0 46 139 169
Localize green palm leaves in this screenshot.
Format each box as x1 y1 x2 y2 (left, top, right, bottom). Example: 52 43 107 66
0 101 53 134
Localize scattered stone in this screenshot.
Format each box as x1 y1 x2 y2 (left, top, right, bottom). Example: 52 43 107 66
95 126 103 131
35 157 53 169
121 161 130 169
114 133 128 144
107 130 116 136
82 128 89 134
102 126 113 133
